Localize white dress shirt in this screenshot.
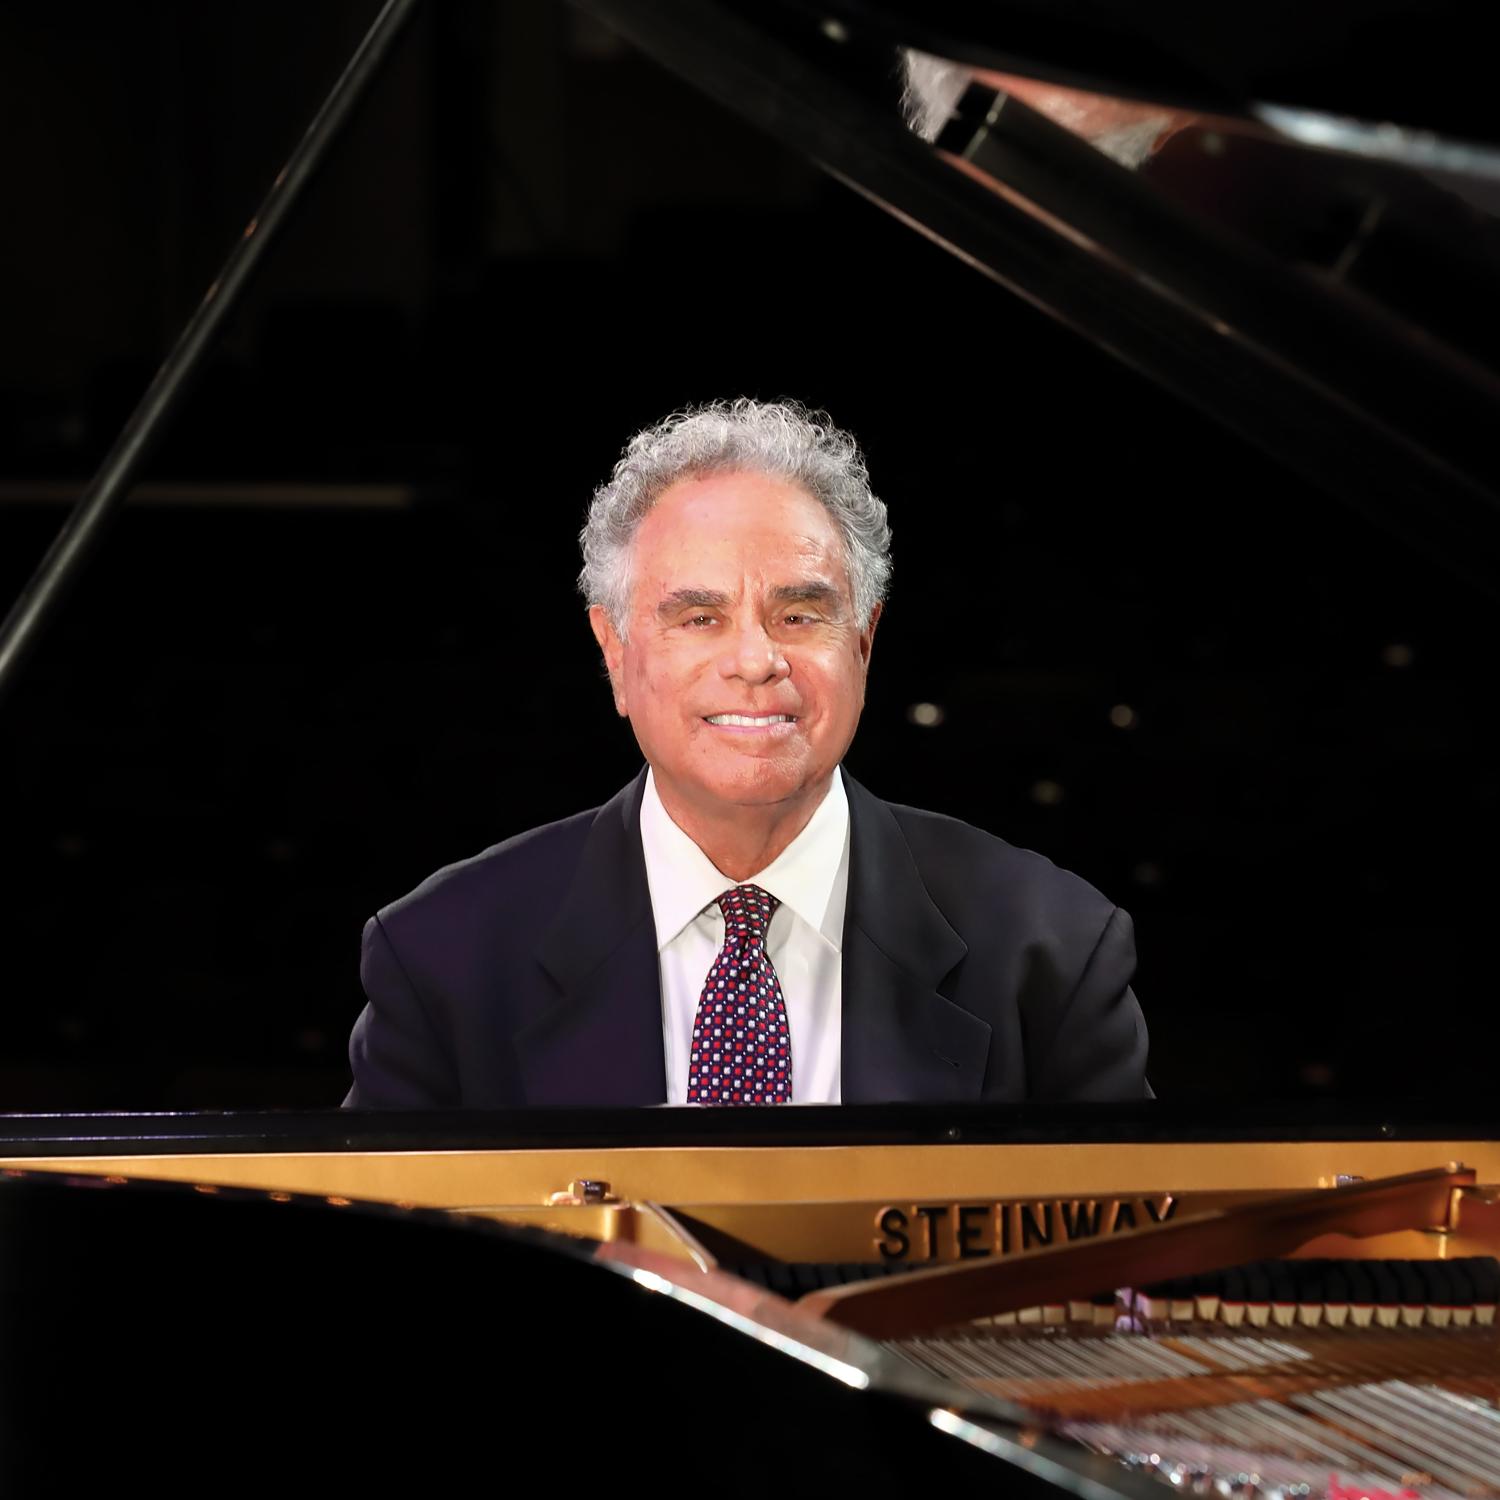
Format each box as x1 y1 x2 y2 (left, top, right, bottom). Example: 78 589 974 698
638 768 850 1104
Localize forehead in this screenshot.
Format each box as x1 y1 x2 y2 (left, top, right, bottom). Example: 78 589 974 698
631 470 847 588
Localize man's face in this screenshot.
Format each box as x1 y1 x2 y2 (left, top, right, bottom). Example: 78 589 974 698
590 469 879 820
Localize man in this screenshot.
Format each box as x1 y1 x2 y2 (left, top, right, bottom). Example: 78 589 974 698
345 399 1148 1108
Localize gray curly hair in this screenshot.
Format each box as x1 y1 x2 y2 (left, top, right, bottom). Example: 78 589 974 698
578 398 892 636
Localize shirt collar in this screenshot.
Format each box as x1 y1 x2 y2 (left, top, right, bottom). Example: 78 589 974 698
638 767 850 953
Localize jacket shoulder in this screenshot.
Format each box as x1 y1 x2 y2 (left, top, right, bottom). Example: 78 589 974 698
378 804 599 939
883 799 1116 925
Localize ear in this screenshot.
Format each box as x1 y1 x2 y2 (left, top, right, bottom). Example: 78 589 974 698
588 605 630 717
858 601 883 671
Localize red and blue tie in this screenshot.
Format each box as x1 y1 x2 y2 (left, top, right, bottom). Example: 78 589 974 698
686 884 792 1105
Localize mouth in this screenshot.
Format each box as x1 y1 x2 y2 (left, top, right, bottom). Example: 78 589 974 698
702 713 799 732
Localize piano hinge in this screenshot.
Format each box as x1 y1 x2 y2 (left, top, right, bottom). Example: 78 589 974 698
547 1178 619 1207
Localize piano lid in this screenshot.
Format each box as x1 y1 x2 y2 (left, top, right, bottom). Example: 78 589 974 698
816 0 1500 160
573 0 1500 599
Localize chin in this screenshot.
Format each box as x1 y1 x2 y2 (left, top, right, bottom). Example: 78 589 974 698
697 760 824 809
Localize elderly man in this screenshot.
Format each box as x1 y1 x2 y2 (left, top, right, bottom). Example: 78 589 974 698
345 399 1148 1107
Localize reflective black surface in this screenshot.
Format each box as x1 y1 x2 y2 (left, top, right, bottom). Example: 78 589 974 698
0 1167 1143 1495
819 0 1500 146
2 1102 1499 1154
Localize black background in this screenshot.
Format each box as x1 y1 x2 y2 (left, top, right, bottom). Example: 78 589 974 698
0 0 1494 1109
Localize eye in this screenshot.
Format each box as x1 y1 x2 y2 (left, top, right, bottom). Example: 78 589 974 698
685 614 717 628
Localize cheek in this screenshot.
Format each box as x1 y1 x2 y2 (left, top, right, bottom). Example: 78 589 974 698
799 651 866 724
628 649 701 718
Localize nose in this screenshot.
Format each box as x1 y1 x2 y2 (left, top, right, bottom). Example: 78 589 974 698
719 623 789 684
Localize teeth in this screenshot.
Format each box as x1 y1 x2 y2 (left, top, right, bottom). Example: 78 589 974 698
705 714 794 726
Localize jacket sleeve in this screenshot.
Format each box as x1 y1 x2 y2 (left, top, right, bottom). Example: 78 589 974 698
1026 905 1151 1101
343 913 458 1108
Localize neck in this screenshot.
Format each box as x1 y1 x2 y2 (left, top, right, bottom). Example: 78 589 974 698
653 772 833 881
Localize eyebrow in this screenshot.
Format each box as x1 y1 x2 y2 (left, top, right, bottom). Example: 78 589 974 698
655 581 846 619
656 588 733 619
768 581 844 611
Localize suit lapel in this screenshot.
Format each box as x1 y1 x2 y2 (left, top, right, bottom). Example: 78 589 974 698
840 772 990 1102
518 768 989 1107
521 770 668 1106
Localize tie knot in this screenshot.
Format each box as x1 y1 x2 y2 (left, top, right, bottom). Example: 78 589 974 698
716 884 779 948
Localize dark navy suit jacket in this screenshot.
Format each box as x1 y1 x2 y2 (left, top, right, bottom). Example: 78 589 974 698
344 768 1149 1107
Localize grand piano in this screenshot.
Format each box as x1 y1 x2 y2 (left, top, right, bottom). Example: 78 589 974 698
3 0 1499 1493
3 1106 1499 1492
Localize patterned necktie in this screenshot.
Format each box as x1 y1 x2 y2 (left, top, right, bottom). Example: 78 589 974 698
686 884 792 1105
